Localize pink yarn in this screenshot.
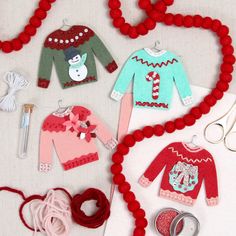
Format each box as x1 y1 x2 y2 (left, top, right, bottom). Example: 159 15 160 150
30 190 71 236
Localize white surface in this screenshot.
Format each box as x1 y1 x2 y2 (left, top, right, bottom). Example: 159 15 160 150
0 0 236 235
105 85 236 236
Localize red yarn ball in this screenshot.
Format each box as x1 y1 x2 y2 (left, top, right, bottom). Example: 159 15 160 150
144 18 156 30
112 152 124 163
133 209 146 219
113 17 125 28
120 23 131 35
108 0 121 9
221 63 234 73
174 14 183 26
223 55 236 64
133 228 145 236
220 35 232 46
39 0 51 11
12 39 23 51
136 218 148 228
211 19 222 32
222 45 234 55
163 0 174 6
110 9 122 19
18 32 31 44
137 23 148 35
217 25 229 37
117 143 129 155
217 81 229 92
124 191 136 203
202 17 212 29
113 173 125 185
204 95 217 107
199 102 210 114
118 182 131 193
154 1 167 12
138 0 152 10
35 8 47 19
149 10 164 22
1 41 13 53
174 118 186 130
212 88 224 100
190 107 202 119
153 124 164 136
128 201 141 212
111 163 122 174
183 114 196 126
133 130 144 142
183 15 193 28
164 13 174 25
25 25 37 36
129 27 139 39
165 121 176 133
220 73 232 83
124 135 136 147
193 15 203 27
30 16 42 28
142 126 154 138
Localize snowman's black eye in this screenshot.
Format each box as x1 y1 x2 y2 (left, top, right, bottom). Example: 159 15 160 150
76 70 79 72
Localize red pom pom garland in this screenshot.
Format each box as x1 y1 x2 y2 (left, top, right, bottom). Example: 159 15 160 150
0 0 56 53
108 1 235 235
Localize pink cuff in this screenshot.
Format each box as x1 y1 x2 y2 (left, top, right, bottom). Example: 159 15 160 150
139 175 152 187
206 197 219 206
39 163 52 172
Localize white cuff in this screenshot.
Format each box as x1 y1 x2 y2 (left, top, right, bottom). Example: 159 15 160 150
39 163 52 172
105 138 118 150
182 96 193 106
111 90 123 101
139 175 152 187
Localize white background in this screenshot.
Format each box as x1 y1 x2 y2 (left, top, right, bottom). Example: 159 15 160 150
0 0 235 235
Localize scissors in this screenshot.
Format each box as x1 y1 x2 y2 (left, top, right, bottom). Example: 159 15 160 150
204 100 236 152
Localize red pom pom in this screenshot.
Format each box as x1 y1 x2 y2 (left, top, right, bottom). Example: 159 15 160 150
108 0 121 9
35 8 47 19
133 228 145 236
124 135 136 147
204 95 217 107
18 32 31 44
133 130 144 142
174 14 183 26
217 25 229 37
12 39 23 51
165 121 176 133
120 23 131 35
25 24 37 36
220 73 232 83
1 41 13 53
124 191 136 203
217 81 229 92
212 88 224 100
133 209 146 219
163 0 174 6
136 218 148 228
113 173 125 185
164 13 174 25
138 0 152 10
199 102 210 114
223 55 236 64
112 152 124 163
221 63 234 73
174 118 185 130
111 163 122 174
202 17 212 29
47 0 56 2
30 16 42 28
142 126 154 138
183 15 193 28
193 15 203 27
144 18 156 30
190 107 202 119
220 35 232 46
222 45 234 55
118 182 131 193
128 200 140 212
153 124 164 136
211 19 222 32
113 17 125 28
39 0 51 11
183 114 196 126
137 23 148 35
110 9 122 19
154 1 167 12
117 143 129 155
129 27 139 39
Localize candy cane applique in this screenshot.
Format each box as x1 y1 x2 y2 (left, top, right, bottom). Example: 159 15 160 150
146 71 160 100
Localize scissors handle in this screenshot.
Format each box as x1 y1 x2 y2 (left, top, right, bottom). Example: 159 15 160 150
224 119 236 152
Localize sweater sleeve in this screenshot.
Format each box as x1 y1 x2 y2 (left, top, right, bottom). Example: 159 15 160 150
139 144 170 187
37 46 54 89
89 112 117 150
89 32 118 73
111 53 137 101
39 130 54 172
204 159 219 206
172 57 193 106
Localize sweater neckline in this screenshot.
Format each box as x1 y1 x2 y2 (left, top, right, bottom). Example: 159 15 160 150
52 106 73 117
144 48 167 57
182 142 203 152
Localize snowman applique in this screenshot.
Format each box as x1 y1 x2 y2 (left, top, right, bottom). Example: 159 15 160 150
64 46 88 81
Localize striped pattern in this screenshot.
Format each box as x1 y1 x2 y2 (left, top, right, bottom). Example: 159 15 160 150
146 71 160 100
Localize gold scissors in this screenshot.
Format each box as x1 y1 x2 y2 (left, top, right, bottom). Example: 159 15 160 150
204 101 236 152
